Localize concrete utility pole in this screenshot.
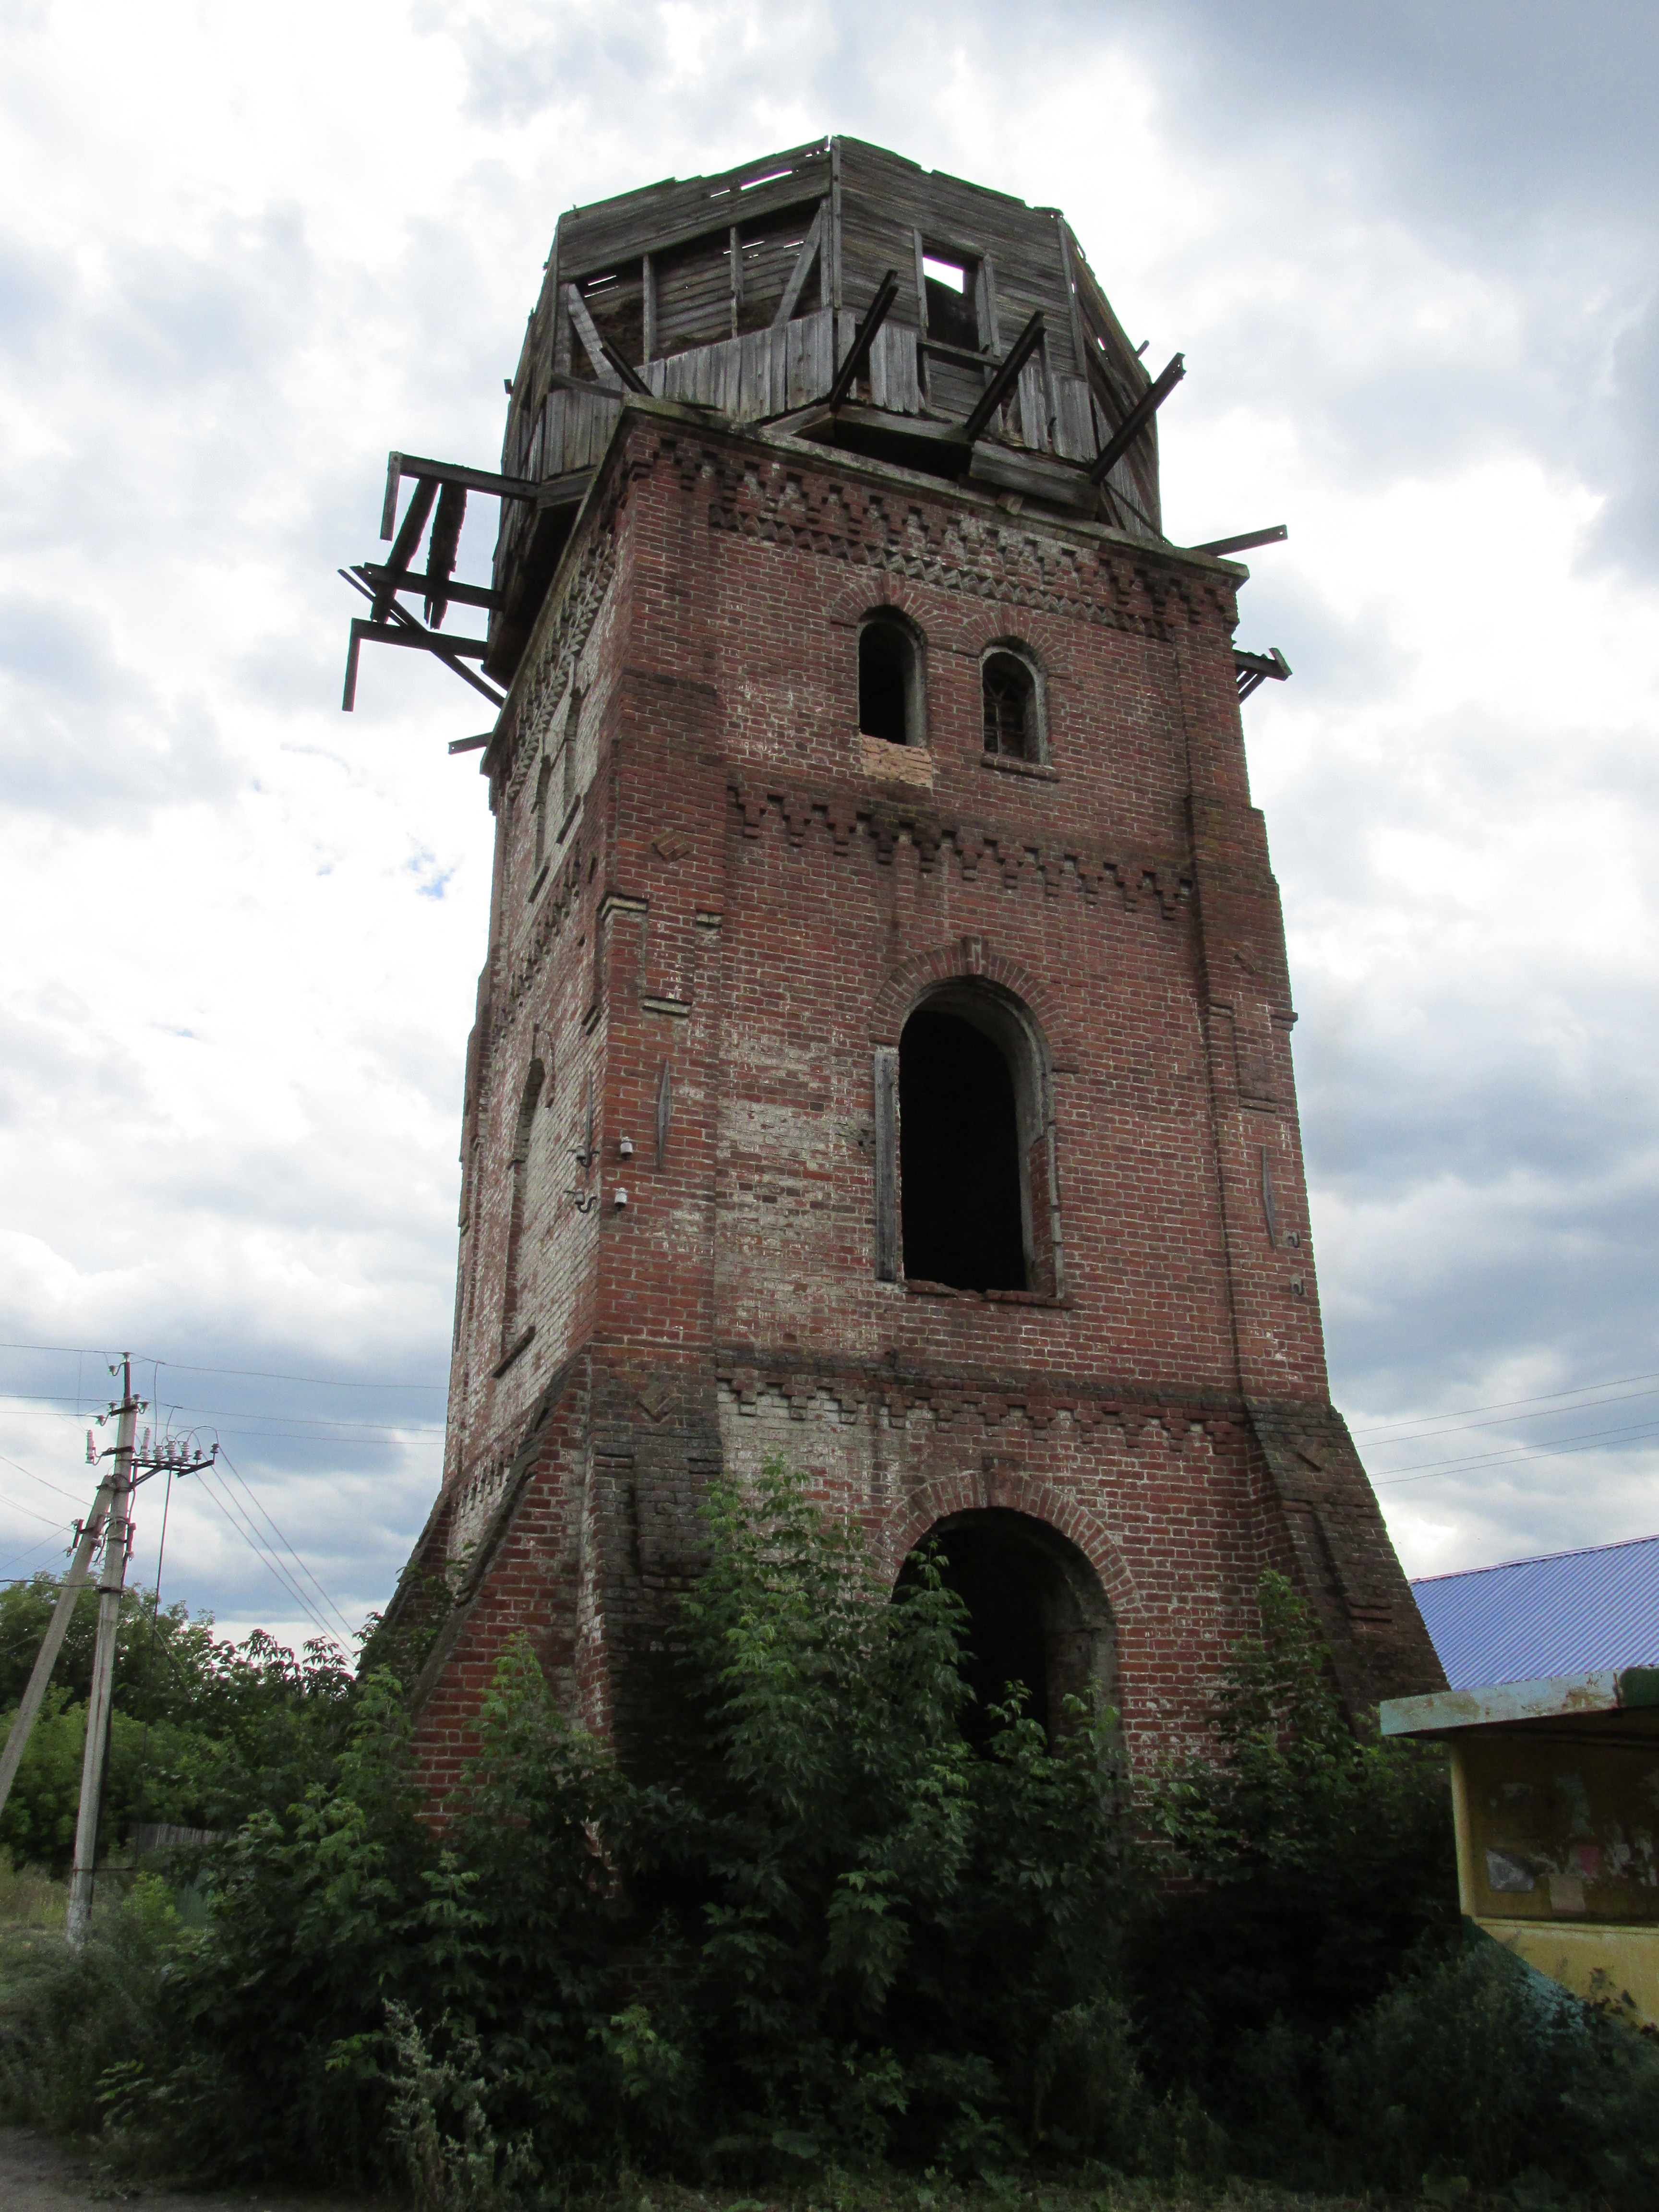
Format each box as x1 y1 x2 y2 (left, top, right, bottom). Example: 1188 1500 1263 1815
65 1357 139 1950
0 1476 115 1821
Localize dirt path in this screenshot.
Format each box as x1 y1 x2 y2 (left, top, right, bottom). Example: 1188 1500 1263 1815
0 2128 377 2212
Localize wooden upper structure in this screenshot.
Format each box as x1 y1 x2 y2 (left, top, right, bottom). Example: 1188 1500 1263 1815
487 137 1169 679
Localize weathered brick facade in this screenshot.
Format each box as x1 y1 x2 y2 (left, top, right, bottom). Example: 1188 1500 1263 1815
378 147 1442 1799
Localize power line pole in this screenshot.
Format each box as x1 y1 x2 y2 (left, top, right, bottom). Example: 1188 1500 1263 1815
65 1356 139 1949
0 1475 115 1821
52 1359 218 1949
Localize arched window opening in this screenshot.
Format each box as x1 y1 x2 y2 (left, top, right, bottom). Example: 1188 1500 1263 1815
561 685 584 815
982 649 1039 761
859 614 922 746
899 1000 1026 1293
896 1509 1115 1748
500 1059 544 1354
531 754 553 875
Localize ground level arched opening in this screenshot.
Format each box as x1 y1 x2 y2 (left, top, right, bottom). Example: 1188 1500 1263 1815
897 1507 1116 1748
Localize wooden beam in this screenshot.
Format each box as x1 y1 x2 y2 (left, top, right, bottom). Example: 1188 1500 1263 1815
387 452 542 504
1194 523 1289 558
961 310 1046 444
448 732 493 754
372 476 437 621
423 481 467 626
357 565 503 613
350 618 490 659
826 268 899 410
563 284 647 392
772 204 825 327
1086 351 1185 484
1233 645 1292 701
642 252 656 362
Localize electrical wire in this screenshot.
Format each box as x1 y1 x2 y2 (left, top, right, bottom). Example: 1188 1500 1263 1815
1373 1417 1659 1488
0 1340 443 1389
189 1463 340 1647
1353 1370 1659 1438
0 1390 440 1435
0 1450 96 1508
213 1445 356 1645
0 1495 75 1533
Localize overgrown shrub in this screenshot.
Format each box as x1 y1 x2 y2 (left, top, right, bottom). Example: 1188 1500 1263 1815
4 1463 1657 2210
1135 1569 1456 2115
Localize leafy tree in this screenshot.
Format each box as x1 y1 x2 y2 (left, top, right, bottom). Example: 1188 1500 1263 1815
0 1574 353 1870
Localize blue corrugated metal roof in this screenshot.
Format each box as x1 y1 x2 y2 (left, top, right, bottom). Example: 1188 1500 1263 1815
1412 1532 1659 1690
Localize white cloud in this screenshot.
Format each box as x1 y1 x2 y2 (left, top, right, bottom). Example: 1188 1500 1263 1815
1 0 1655 1647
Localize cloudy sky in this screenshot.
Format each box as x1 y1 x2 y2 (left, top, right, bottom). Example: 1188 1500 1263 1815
2 0 1656 1653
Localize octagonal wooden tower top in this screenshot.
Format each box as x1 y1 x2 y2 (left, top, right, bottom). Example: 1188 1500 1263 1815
487 136 1174 675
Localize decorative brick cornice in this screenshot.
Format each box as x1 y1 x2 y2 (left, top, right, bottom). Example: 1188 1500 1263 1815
729 776 1190 918
685 438 1237 641
711 1348 1248 1447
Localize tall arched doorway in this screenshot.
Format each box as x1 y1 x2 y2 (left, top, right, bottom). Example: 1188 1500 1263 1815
897 1508 1115 1746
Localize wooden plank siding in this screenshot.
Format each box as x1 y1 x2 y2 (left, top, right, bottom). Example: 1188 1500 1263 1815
488 135 1170 656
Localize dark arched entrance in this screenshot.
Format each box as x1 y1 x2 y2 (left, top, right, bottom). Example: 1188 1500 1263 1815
898 1508 1115 1747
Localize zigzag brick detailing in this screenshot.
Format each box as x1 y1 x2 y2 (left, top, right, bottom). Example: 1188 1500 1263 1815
379 142 1443 1800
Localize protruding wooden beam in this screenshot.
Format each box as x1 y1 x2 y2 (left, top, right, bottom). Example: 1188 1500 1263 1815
1087 351 1185 484
961 311 1046 444
826 268 899 410
1233 645 1292 701
340 570 506 712
372 476 438 621
356 565 504 613
1195 524 1288 558
384 452 542 504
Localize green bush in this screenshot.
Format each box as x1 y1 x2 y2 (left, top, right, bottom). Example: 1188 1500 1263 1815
1134 1569 1456 2113
5 1463 1657 2210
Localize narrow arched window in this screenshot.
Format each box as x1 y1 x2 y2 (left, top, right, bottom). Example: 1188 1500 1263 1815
982 649 1040 760
500 1059 545 1357
562 686 583 813
859 613 924 746
531 754 553 875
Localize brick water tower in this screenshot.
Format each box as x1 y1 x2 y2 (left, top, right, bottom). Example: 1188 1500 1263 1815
351 137 1442 1788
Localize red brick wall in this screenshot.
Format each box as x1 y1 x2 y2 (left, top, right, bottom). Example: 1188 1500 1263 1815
390 411 1442 1796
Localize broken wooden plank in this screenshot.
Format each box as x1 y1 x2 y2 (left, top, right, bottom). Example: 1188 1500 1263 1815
350 618 490 659
966 440 1096 511
772 203 825 325
1234 645 1292 701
